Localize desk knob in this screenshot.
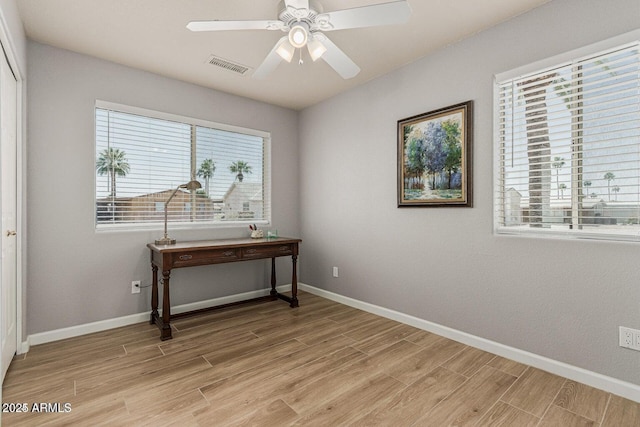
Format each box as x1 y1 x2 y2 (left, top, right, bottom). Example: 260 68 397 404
6 230 16 237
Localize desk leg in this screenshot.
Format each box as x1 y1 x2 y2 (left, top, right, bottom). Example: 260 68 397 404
270 258 277 298
291 254 299 308
150 265 158 324
160 270 173 340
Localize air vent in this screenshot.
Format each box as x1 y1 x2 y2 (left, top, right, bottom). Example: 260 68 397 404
207 55 251 75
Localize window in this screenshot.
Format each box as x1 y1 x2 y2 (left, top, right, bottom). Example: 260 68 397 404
95 101 270 230
494 37 640 241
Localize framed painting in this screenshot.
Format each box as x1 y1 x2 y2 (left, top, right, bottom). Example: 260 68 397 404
397 101 473 207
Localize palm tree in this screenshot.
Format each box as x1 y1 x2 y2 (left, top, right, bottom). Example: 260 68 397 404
559 183 567 199
229 161 252 182
582 180 593 200
197 158 215 195
612 185 620 201
604 172 615 201
552 157 565 199
520 75 554 227
96 147 130 197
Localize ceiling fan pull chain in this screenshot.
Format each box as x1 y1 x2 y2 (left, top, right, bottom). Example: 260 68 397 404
298 49 304 65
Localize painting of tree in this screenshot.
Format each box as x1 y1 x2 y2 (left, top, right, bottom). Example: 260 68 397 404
398 101 473 207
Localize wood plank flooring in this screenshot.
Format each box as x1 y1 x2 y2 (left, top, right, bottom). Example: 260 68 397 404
3 291 639 426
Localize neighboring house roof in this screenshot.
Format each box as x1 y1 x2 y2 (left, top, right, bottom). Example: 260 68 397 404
97 188 190 202
223 182 263 202
516 198 640 209
98 188 223 203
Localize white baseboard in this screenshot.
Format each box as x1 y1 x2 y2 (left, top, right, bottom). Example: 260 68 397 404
22 285 292 352
298 283 640 403
20 282 639 403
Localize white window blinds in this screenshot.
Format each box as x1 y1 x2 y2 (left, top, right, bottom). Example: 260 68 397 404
495 41 640 241
95 102 270 229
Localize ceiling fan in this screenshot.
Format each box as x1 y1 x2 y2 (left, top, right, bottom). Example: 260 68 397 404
187 0 411 79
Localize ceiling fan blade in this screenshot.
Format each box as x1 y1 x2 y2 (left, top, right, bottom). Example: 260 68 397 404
187 20 283 32
252 37 289 79
284 0 309 10
318 0 411 31
315 34 360 79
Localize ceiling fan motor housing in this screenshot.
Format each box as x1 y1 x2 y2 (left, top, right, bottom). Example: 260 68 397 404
276 0 323 30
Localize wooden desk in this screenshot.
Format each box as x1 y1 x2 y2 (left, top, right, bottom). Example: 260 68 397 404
147 237 301 340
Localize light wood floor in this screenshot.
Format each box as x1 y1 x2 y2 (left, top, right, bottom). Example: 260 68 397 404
3 291 639 426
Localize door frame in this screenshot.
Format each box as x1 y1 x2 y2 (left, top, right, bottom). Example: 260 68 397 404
0 15 25 361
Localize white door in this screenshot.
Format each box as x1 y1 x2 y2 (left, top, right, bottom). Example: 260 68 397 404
0 46 18 382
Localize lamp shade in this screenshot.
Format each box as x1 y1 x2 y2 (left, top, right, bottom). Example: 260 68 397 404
276 39 295 62
307 36 327 61
182 180 201 191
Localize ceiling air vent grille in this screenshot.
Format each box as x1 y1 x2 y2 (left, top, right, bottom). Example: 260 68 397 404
207 55 251 75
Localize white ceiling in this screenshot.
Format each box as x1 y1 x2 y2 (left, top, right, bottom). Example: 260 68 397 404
17 0 551 110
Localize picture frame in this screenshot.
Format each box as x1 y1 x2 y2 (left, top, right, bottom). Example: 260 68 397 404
397 101 473 207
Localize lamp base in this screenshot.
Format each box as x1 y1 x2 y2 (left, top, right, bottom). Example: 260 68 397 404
155 237 176 245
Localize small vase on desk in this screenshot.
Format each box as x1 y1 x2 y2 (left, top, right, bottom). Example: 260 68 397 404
250 229 264 239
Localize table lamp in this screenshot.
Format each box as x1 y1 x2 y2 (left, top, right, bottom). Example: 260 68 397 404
155 180 201 245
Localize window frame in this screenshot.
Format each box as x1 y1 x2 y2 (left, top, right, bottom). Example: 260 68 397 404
493 30 640 242
94 100 272 232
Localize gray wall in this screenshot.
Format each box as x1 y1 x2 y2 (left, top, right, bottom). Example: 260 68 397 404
299 0 640 386
26 42 300 335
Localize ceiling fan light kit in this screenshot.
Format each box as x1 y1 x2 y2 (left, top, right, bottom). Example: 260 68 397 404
288 22 309 48
187 0 411 79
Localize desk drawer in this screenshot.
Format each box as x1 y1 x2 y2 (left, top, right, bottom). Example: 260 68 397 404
241 244 293 259
172 248 240 267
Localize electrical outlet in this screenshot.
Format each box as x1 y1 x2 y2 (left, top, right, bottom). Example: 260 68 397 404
634 329 640 350
332 266 339 278
131 280 141 294
619 326 640 351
